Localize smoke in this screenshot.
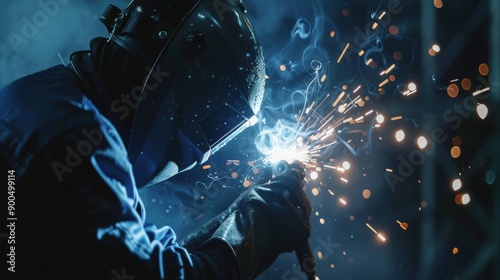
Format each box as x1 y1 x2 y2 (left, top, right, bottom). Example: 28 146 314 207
244 0 417 164
0 0 125 87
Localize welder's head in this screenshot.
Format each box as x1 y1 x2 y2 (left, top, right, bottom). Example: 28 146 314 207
100 0 265 188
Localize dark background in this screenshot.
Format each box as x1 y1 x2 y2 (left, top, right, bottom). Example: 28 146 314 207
1 0 498 279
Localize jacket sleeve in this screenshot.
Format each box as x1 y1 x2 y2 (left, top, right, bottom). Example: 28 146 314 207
29 123 239 279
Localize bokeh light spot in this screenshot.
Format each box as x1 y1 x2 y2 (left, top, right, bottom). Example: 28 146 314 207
243 180 251 188
461 78 472 90
342 161 351 170
461 193 471 205
450 146 461 158
393 51 402 60
447 84 459 98
485 170 496 185
476 104 488 119
479 63 489 76
417 136 428 149
395 130 405 142
452 178 462 191
362 189 371 199
312 188 319 196
389 25 398 35
452 136 462 147
408 82 417 91
432 44 441 52
376 114 385 124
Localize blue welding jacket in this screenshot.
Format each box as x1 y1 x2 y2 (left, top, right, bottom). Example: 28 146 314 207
0 61 238 279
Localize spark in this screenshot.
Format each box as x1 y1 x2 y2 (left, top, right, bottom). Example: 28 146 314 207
379 79 389 87
472 87 490 96
333 91 345 107
366 223 387 242
396 220 409 230
378 11 387 20
337 43 350 63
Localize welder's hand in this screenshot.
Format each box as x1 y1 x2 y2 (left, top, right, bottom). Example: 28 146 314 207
245 171 312 253
180 162 310 253
204 167 311 279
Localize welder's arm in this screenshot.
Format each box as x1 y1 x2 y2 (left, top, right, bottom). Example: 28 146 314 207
41 125 238 279
182 171 312 279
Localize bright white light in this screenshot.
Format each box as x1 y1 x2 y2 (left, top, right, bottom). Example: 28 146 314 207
296 137 304 147
417 136 428 149
452 179 462 191
477 104 488 120
408 82 417 91
342 161 351 170
310 171 319 180
338 104 346 114
395 130 405 142
461 193 471 205
268 146 309 164
376 114 385 124
432 44 441 52
248 115 258 126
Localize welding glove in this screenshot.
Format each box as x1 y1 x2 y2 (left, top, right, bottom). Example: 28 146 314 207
182 167 311 279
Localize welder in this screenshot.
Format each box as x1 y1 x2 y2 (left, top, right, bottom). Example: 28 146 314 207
0 0 312 279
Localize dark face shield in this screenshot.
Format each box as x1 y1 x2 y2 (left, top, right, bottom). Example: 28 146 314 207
127 0 265 188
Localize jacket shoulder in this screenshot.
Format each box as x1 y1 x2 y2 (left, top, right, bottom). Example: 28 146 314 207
0 65 108 177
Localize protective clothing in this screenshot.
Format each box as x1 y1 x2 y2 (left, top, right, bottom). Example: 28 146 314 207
181 164 312 279
0 55 239 279
0 0 312 278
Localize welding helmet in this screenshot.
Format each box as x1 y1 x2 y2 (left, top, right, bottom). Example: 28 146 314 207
100 0 265 187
